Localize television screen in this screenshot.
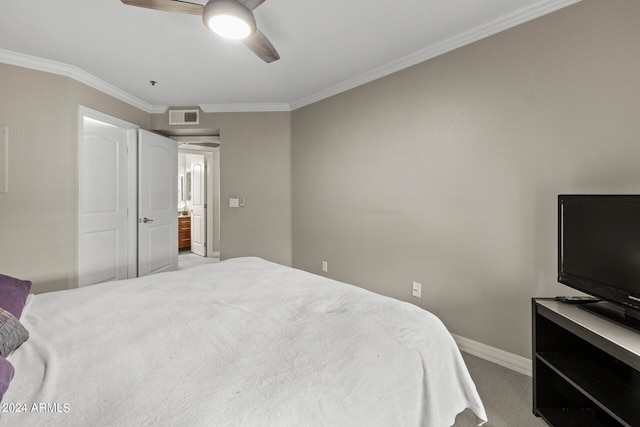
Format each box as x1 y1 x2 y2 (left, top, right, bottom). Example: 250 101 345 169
558 195 640 317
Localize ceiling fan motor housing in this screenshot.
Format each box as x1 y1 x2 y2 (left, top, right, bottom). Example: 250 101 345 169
203 0 257 39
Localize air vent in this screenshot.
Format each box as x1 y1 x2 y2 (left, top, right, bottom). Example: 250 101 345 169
169 109 199 125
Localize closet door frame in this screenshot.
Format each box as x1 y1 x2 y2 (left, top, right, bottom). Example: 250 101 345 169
78 106 138 285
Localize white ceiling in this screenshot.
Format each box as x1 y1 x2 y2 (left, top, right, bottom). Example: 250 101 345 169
0 0 579 112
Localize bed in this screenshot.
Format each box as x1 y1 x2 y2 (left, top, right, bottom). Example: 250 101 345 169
2 257 487 426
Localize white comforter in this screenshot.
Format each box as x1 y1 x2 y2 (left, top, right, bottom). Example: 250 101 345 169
4 257 486 426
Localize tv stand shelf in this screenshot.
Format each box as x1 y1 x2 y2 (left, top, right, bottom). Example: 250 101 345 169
532 299 640 427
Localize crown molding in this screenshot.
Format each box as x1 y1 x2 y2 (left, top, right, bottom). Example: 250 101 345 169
289 0 582 110
1 0 580 114
150 105 170 114
0 49 156 114
198 103 291 113
0 49 289 113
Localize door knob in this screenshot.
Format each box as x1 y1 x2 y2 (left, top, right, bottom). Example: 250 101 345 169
141 217 154 223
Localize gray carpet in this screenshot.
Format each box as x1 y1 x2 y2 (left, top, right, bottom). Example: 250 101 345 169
178 251 219 269
453 353 546 427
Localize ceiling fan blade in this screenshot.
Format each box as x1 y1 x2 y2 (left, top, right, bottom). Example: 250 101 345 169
243 29 280 63
121 0 203 16
236 0 266 11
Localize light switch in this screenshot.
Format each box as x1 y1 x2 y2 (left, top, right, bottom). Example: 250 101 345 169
229 198 240 208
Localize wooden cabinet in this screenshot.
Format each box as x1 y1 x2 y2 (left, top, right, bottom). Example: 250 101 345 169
532 299 640 427
178 216 191 250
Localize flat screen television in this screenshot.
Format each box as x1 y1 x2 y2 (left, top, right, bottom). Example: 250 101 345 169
558 194 640 330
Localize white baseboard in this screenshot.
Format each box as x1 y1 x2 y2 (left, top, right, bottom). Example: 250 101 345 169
452 334 532 377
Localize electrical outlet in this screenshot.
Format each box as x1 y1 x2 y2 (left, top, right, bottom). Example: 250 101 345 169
412 281 422 298
322 261 328 272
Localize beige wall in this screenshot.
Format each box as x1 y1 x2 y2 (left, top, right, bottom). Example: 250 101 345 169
0 65 293 292
0 63 150 293
151 111 292 266
291 0 640 358
0 65 75 293
0 62 292 293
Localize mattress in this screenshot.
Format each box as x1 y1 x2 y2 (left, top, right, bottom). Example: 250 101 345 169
3 257 486 426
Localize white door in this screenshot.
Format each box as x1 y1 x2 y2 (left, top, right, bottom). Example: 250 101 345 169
138 130 178 275
78 111 137 286
188 153 206 256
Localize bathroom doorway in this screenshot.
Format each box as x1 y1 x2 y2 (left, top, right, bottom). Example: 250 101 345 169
175 136 220 262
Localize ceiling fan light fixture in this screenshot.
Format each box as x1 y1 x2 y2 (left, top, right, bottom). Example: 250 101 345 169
208 15 252 39
203 0 256 40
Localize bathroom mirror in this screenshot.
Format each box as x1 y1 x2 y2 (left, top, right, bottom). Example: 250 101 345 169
185 171 192 201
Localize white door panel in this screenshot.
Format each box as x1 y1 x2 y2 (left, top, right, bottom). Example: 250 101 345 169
79 112 176 284
138 130 178 276
148 224 173 273
81 230 117 285
79 115 131 286
187 154 206 256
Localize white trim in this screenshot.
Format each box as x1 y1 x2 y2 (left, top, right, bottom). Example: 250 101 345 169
1 0 580 113
0 48 289 113
126 128 139 280
198 103 291 113
1 49 155 114
78 106 140 284
452 334 532 376
79 106 140 131
150 105 170 114
289 0 582 110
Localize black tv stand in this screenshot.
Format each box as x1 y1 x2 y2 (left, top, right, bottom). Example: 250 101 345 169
533 299 640 427
579 301 640 333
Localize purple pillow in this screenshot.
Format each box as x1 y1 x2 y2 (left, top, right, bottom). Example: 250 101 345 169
0 356 14 401
0 274 31 319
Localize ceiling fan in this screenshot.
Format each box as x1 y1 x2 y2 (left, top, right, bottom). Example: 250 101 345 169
121 0 280 63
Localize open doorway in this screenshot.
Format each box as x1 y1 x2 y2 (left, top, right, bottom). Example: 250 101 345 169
175 136 220 266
